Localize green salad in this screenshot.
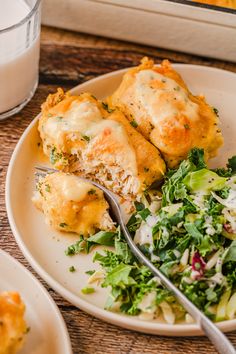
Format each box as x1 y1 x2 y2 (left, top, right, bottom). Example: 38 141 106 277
66 149 236 324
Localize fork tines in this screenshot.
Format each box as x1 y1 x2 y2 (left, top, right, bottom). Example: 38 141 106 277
35 165 57 173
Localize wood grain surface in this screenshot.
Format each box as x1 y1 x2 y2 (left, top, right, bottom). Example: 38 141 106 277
1 26 236 354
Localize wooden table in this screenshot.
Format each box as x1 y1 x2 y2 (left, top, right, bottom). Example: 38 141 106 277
1 26 236 354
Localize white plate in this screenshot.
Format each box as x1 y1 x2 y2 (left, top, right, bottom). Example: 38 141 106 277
0 249 72 354
6 64 236 336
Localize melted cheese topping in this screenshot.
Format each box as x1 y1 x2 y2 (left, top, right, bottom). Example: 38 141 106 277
43 99 138 175
33 172 113 236
61 174 95 202
45 101 102 140
134 70 199 126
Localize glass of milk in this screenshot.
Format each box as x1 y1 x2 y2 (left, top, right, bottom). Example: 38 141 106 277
0 0 41 120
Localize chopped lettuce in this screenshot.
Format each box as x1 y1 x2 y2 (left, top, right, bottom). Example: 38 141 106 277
67 149 236 323
223 241 236 264
65 231 117 255
183 169 226 193
94 149 236 322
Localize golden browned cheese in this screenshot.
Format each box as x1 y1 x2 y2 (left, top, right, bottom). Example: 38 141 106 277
195 0 236 8
108 57 223 168
32 172 114 236
38 90 166 200
0 292 27 354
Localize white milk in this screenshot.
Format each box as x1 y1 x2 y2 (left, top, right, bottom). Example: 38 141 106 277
0 0 40 115
0 0 30 30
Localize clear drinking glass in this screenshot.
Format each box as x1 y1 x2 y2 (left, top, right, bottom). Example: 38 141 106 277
0 0 41 120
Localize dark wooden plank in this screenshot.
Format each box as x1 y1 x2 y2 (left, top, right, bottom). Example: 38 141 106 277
39 26 236 86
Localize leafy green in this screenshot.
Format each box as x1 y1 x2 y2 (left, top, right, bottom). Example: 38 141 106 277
159 260 178 277
65 231 117 256
103 263 135 288
134 201 145 211
69 266 76 272
162 160 192 206
188 148 207 169
83 149 236 323
81 287 95 294
183 169 226 193
126 214 142 234
114 238 134 264
87 231 116 247
214 155 236 177
65 236 85 256
161 148 206 206
138 208 151 220
223 241 236 264
227 156 236 174
184 223 203 243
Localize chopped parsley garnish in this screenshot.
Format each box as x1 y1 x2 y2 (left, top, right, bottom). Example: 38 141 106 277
102 102 114 113
50 147 67 165
81 287 95 294
174 86 180 91
50 147 58 165
88 189 97 195
69 266 76 272
213 107 219 116
47 113 53 117
65 237 85 256
85 270 96 275
59 222 68 228
130 120 138 128
45 184 51 192
184 124 190 129
149 122 155 130
82 135 90 142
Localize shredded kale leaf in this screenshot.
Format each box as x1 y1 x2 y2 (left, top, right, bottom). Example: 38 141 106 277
66 149 236 323
65 231 117 255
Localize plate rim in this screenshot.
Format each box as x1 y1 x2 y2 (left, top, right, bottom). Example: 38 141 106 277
0 249 73 354
5 63 236 337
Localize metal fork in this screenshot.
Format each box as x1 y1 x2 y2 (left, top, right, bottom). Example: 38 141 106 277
35 165 236 354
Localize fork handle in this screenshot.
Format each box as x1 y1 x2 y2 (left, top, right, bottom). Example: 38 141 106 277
121 222 235 354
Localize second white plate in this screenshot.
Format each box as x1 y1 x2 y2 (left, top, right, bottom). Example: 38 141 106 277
0 249 72 354
6 64 236 336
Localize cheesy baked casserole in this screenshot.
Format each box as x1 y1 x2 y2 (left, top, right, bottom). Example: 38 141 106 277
33 172 114 236
0 291 27 354
108 58 223 168
38 90 166 201
195 0 236 9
